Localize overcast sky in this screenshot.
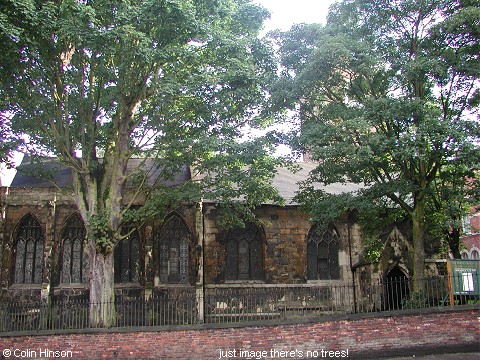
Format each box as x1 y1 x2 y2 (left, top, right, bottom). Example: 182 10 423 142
256 0 337 33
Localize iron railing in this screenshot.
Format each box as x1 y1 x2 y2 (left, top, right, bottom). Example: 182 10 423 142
0 275 478 332
0 288 198 332
204 276 463 323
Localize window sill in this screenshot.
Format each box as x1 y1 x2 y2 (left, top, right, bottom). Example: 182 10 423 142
306 279 344 285
210 281 266 288
153 283 193 288
114 282 142 288
9 283 43 290
56 283 89 289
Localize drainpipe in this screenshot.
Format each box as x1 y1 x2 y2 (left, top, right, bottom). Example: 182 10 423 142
347 210 357 313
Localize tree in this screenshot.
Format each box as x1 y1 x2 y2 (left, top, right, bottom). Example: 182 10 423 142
3 0 283 326
428 163 480 258
272 0 480 288
0 0 38 167
0 116 15 169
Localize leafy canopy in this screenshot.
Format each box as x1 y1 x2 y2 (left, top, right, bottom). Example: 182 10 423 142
271 0 479 261
2 0 285 232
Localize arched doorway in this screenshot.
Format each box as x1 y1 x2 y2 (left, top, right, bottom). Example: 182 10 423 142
384 266 409 310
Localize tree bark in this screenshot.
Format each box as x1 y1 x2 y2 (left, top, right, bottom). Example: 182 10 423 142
88 239 115 328
447 228 461 259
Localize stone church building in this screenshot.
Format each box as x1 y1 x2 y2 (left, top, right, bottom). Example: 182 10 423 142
0 158 443 312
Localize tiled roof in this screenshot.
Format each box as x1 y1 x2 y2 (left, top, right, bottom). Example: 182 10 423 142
11 157 362 205
10 157 191 188
272 163 363 205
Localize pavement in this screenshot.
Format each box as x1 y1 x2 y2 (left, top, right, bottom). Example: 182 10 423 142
381 352 480 360
347 348 480 360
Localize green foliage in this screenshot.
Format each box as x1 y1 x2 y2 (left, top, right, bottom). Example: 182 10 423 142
2 0 283 236
1 0 287 326
362 236 385 263
0 0 38 166
272 0 480 274
294 187 355 229
88 212 114 255
122 181 203 226
0 115 17 167
427 167 480 257
401 291 427 310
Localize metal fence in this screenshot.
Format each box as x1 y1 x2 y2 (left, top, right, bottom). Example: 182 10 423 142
1 275 478 332
0 288 198 332
204 276 461 323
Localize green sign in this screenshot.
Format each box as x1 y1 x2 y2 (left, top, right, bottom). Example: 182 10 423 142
447 260 480 296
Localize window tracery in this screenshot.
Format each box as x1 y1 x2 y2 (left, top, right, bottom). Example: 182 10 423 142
307 226 340 280
114 227 140 283
14 215 44 284
225 223 264 281
158 215 190 284
61 215 88 284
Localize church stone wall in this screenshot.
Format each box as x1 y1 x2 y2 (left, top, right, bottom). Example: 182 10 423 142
202 204 363 285
259 206 311 284
0 187 200 300
1 188 54 298
1 186 414 302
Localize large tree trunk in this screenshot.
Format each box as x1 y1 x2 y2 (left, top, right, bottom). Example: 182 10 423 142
71 103 136 328
89 239 115 328
447 228 461 259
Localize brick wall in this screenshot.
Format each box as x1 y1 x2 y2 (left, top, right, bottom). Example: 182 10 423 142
1 307 478 359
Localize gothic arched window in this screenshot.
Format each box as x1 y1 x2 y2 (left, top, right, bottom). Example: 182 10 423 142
158 215 191 284
307 226 340 280
61 214 88 284
14 215 44 284
114 227 140 283
225 223 264 281
472 250 479 260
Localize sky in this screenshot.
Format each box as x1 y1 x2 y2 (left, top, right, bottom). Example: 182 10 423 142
0 0 337 187
257 0 336 32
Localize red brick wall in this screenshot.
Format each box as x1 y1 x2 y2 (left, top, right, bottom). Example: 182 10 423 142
470 214 480 233
1 307 478 359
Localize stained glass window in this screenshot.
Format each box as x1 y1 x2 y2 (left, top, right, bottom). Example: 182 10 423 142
114 227 140 283
225 223 264 281
14 215 44 284
61 215 88 284
307 226 340 280
158 215 190 284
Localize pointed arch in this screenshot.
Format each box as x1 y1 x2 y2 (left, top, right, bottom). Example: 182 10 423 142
472 249 479 260
114 226 140 283
13 214 44 284
60 213 88 284
384 266 409 310
225 222 264 281
306 225 340 280
158 213 192 284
